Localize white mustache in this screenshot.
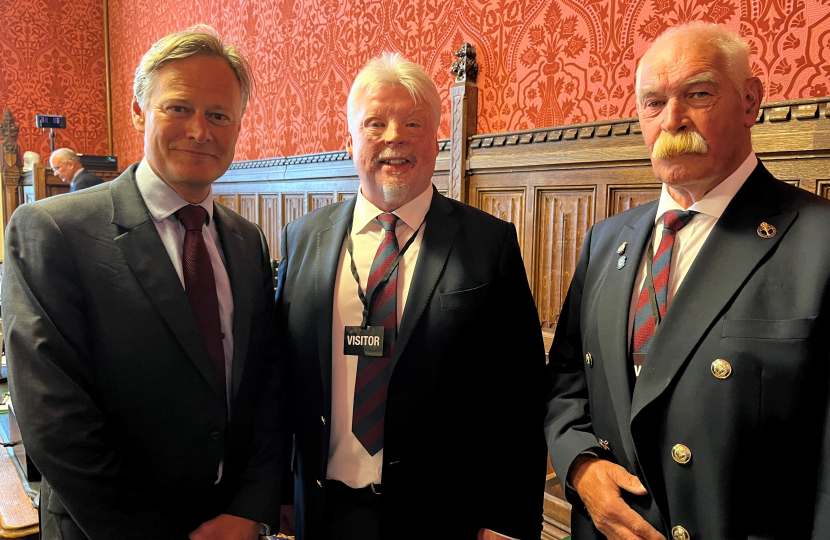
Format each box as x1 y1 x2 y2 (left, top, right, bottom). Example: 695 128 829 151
652 131 709 159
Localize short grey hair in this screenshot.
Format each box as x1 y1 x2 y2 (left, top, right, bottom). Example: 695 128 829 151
347 52 442 131
636 22 753 98
50 148 80 165
134 25 255 115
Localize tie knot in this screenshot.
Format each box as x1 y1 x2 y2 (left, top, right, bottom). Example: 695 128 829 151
663 210 697 232
377 213 398 232
176 204 208 231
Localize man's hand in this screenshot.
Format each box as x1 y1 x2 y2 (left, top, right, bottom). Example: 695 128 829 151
189 514 260 540
279 505 295 536
569 455 665 540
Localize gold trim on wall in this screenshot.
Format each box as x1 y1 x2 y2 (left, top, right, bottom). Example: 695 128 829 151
103 0 114 156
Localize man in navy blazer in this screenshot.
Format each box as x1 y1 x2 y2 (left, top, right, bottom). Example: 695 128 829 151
4 28 285 540
545 23 830 539
276 54 546 540
49 148 104 192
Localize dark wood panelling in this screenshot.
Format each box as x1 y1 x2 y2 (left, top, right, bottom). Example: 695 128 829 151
534 189 594 331
607 185 662 217
239 195 257 223
478 189 526 249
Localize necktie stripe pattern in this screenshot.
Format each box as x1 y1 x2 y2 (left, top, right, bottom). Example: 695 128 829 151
632 210 696 355
176 205 226 385
353 213 398 455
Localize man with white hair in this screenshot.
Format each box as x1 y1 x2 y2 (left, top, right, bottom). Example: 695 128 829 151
276 53 546 539
49 148 103 191
545 23 830 539
4 27 285 540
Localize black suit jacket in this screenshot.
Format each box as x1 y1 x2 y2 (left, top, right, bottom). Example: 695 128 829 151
276 188 547 539
544 162 830 539
3 165 287 539
70 169 104 192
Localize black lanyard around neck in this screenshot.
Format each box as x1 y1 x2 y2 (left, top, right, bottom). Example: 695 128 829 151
346 216 424 328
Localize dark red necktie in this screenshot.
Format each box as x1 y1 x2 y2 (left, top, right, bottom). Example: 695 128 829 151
352 213 399 456
176 204 225 384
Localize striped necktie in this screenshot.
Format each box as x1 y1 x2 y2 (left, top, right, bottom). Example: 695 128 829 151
352 213 398 456
632 210 696 375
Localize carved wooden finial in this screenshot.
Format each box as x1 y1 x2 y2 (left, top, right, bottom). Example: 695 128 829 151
451 43 478 84
0 109 21 171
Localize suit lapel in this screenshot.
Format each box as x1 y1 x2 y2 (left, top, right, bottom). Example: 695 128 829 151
213 204 252 400
316 198 356 412
597 202 657 467
631 165 796 421
392 189 458 375
111 168 225 398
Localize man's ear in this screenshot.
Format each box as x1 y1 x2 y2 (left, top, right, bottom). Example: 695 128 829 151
743 77 764 128
132 97 146 134
346 133 354 158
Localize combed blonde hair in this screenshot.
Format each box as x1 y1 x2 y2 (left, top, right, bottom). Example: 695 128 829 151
636 22 753 98
134 25 255 115
347 52 442 131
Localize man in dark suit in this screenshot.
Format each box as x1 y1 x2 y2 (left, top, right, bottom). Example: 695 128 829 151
4 27 285 540
545 22 830 540
49 148 104 192
276 53 546 540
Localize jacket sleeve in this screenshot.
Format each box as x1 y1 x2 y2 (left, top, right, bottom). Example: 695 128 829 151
544 226 604 493
479 222 549 540
2 203 182 539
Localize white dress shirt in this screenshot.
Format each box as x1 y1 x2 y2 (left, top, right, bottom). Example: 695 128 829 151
627 151 758 345
327 185 432 489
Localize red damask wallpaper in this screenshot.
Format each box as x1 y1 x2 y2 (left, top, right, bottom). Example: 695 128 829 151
108 0 830 165
0 0 108 158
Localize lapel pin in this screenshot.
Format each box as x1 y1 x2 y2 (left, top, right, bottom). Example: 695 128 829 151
616 242 628 255
617 256 627 269
757 222 776 239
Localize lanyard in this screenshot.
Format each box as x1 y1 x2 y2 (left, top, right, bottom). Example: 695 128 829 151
346 217 424 328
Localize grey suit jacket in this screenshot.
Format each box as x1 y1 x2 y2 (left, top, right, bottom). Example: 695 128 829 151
545 161 830 539
277 188 548 539
3 165 287 539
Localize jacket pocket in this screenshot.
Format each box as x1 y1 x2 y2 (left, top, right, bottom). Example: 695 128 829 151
721 316 816 339
439 283 490 309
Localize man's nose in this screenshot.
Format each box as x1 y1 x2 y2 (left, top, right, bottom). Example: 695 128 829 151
186 114 211 143
661 98 691 134
383 122 404 144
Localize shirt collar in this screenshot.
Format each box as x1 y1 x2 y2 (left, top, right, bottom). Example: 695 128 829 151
70 167 85 184
135 157 214 224
654 151 757 223
353 183 433 233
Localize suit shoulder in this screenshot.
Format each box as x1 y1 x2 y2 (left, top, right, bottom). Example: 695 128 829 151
284 199 352 239
21 181 113 218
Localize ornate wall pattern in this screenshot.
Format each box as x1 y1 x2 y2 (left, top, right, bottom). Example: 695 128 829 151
108 0 830 165
0 0 108 158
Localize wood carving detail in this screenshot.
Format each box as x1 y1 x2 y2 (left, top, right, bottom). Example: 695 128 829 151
449 92 465 201
480 190 525 248
451 43 478 84
260 195 281 259
1 110 21 171
608 186 661 217
536 190 594 329
283 194 306 227
218 194 238 213
240 195 256 223
311 193 334 211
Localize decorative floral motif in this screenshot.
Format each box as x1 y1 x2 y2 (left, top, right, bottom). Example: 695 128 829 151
0 0 107 158
107 0 830 164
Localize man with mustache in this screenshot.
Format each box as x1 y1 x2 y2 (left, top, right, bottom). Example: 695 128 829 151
276 53 546 539
545 23 830 539
4 27 285 539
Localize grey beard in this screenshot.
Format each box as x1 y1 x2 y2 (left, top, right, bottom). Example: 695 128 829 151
381 179 410 206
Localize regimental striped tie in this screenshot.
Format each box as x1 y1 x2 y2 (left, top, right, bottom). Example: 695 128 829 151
631 210 697 376
352 213 399 456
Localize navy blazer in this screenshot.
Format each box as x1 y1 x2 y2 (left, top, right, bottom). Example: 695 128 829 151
277 188 548 540
545 161 830 538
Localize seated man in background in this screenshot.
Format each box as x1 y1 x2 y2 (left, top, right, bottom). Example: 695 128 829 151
4 26 286 540
276 53 547 540
545 22 830 540
49 148 104 191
